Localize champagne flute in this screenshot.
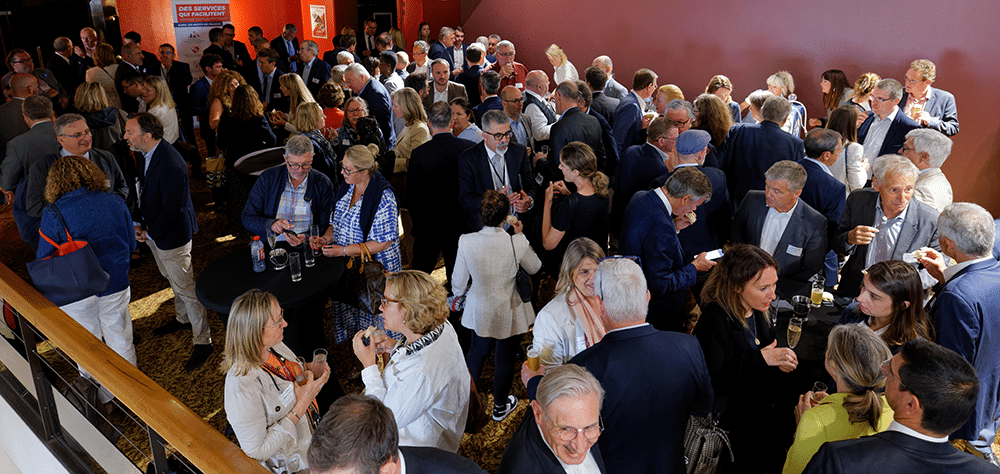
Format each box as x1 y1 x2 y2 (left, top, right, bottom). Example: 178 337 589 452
787 317 804 349
295 357 308 386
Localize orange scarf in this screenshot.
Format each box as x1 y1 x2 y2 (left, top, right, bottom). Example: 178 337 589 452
567 287 607 348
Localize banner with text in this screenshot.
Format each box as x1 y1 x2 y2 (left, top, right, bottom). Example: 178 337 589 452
172 0 231 82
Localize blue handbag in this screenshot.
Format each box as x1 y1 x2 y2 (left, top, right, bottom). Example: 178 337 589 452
26 204 110 306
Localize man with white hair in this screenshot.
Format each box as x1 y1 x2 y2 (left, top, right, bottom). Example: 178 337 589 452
407 40 430 75
525 258 713 473
833 154 940 297
591 56 627 99
919 203 1000 466
899 128 953 212
46 36 85 99
344 62 394 145
858 78 919 162
486 40 527 91
499 364 608 473
428 27 456 74
296 39 332 97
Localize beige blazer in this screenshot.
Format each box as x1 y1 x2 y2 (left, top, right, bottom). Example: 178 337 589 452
392 121 431 173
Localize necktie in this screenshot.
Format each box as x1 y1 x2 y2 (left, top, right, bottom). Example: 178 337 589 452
287 41 297 72
262 74 270 99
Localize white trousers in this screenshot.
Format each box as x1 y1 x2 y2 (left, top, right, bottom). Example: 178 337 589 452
60 287 135 403
146 238 211 345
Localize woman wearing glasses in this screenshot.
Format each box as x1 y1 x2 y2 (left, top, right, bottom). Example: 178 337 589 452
694 244 798 473
332 97 385 158
316 144 400 343
350 270 470 451
223 289 330 474
453 190 541 422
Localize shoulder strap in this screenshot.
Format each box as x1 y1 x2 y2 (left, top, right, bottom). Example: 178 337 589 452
49 203 75 242
509 234 518 273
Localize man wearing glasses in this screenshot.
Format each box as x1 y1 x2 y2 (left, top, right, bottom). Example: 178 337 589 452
858 78 919 162
486 40 527 92
804 339 996 473
458 109 539 232
498 364 607 473
2 49 68 106
407 40 430 76
898 59 959 137
19 113 127 250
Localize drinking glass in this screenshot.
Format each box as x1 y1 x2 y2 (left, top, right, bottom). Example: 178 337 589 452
289 252 302 282
310 224 321 260
267 229 277 249
792 295 810 320
312 348 328 374
526 344 541 371
303 239 315 268
811 381 828 403
295 357 308 386
787 317 804 349
811 276 825 307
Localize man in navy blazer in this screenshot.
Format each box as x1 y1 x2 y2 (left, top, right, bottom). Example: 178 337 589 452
899 59 959 136
457 110 538 232
269 24 300 73
191 54 223 155
308 394 486 474
472 70 503 126
920 203 1000 463
295 40 332 98
731 161 827 295
651 130 730 265
456 47 485 106
858 78 919 162
544 81 605 183
125 113 211 371
800 128 848 284
804 339 997 474
612 118 677 240
585 66 619 124
576 81 620 178
833 155 940 297
719 95 805 207
428 27 456 74
526 258 713 473
344 63 395 147
611 68 656 156
619 167 716 331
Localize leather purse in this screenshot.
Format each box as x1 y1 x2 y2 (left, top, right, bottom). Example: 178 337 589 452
341 243 386 314
509 235 532 303
27 204 110 306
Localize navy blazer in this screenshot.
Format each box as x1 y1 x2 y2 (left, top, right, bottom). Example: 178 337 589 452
613 144 667 236
428 41 455 73
730 192 827 284
269 36 299 70
799 158 846 244
358 78 395 147
928 258 1000 442
191 77 211 118
718 120 805 206
803 430 998 474
134 140 197 250
611 92 642 156
653 165 730 262
588 107 619 177
590 90 619 124
456 65 483 106
832 188 940 297
472 96 502 127
857 109 919 158
619 189 697 329
548 107 605 181
497 408 607 474
295 57 332 97
457 141 539 232
163 61 192 113
399 446 486 474
569 324 713 474
899 87 959 136
241 166 334 238
244 67 288 112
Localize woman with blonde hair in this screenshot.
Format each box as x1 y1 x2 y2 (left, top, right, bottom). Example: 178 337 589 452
73 81 126 152
545 44 578 84
270 73 316 134
531 237 607 369
541 142 610 269
222 289 330 473
316 144 400 343
766 70 807 136
705 74 740 123
782 324 894 473
84 43 120 108
651 84 684 115
849 72 881 114
389 27 406 51
141 75 179 144
693 93 733 148
291 101 338 183
351 270 471 451
390 87 430 173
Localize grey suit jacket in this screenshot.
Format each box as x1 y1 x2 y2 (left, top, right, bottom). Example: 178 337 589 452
833 188 940 296
731 191 827 284
423 81 468 111
1 121 59 191
0 98 28 164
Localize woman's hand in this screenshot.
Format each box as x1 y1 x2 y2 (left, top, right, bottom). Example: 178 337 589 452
807 118 822 128
760 340 798 372
269 111 287 127
291 364 329 414
322 244 344 257
309 235 328 251
552 180 570 196
544 182 556 204
352 330 378 367
793 391 823 425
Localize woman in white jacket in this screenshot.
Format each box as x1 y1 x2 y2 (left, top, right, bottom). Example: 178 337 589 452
223 290 330 474
453 190 541 422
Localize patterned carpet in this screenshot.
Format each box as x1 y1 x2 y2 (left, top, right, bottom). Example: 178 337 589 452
0 166 535 473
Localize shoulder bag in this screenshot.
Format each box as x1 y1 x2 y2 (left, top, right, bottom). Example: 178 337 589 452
509 235 532 303
27 203 110 306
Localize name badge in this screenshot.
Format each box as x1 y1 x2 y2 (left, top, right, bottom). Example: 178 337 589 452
273 93 283 99
515 83 523 89
311 77 320 83
278 383 295 407
786 245 803 257
295 200 309 216
342 139 351 146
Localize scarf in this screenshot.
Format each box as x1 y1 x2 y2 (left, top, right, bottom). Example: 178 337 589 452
567 287 607 348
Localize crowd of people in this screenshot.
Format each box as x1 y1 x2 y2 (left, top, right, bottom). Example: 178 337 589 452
0 18 997 474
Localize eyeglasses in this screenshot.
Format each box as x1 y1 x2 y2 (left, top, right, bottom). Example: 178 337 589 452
347 107 366 114
870 95 893 103
11 58 32 64
497 52 515 57
286 161 312 170
266 315 285 328
503 98 523 103
880 358 899 383
342 167 363 176
59 129 92 139
544 411 604 442
484 130 512 140
380 296 401 305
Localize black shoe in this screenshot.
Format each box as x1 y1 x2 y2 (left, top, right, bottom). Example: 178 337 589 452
132 333 142 346
184 344 214 371
153 320 191 336
492 395 518 422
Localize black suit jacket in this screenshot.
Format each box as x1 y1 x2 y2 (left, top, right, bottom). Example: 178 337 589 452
497 408 607 474
569 325 713 474
409 133 476 236
244 67 288 112
547 107 605 181
803 430 999 474
230 40 252 69
134 140 198 250
730 192 827 285
857 109 920 158
203 44 235 70
45 54 85 98
296 57 332 97
269 36 299 70
588 107 619 177
113 61 149 113
590 90 619 124
400 446 486 474
457 141 540 231
163 61 193 114
456 65 483 106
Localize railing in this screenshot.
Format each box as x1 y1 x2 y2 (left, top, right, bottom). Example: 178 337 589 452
0 262 269 474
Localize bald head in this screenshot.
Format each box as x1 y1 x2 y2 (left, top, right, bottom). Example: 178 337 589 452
524 70 550 96
10 73 39 98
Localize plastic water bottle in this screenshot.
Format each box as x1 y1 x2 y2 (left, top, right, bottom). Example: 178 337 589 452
251 236 266 273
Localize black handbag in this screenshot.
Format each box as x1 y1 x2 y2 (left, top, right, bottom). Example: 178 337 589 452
27 204 110 306
509 235 532 303
340 243 386 314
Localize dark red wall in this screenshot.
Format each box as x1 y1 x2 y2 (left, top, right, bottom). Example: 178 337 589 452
462 0 1000 214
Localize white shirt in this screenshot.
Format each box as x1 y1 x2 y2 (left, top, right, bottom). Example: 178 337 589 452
452 47 464 70
648 142 670 164
943 256 992 282
761 200 798 256
535 422 602 474
863 106 899 164
606 322 650 335
433 84 449 104
523 89 554 140
653 187 673 216
532 293 589 369
887 420 949 443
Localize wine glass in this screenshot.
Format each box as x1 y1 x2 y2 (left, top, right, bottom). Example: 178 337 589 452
787 317 804 349
767 297 780 328
811 381 828 403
